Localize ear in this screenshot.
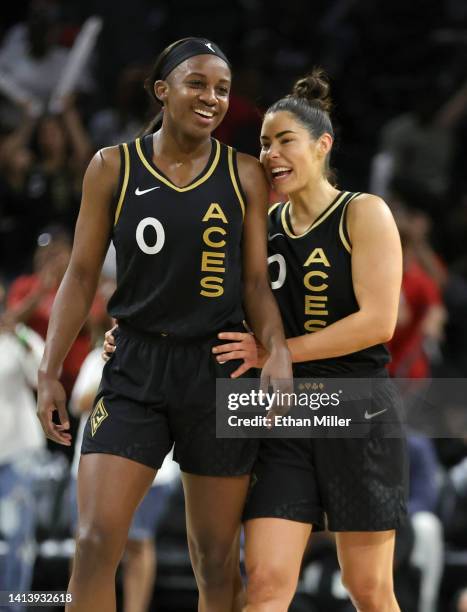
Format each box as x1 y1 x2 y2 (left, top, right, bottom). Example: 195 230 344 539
318 133 333 157
154 80 169 105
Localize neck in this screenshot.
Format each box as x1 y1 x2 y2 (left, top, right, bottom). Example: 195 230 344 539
288 177 339 224
154 120 211 162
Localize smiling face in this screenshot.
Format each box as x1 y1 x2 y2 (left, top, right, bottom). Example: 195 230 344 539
259 110 333 194
154 54 231 138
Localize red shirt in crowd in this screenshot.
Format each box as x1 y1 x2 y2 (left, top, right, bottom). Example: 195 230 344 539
388 260 442 378
8 275 106 395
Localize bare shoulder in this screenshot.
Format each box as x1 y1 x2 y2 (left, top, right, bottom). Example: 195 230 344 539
236 151 268 188
95 145 121 176
347 192 396 230
84 145 121 193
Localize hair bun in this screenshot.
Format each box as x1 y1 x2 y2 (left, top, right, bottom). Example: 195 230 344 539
291 68 332 113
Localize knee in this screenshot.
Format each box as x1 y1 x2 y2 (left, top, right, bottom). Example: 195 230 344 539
124 538 155 564
188 535 237 585
341 571 393 612
74 523 125 569
246 564 295 608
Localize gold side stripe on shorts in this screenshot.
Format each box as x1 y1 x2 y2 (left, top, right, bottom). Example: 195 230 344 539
114 143 130 225
339 192 361 253
135 138 221 192
281 191 349 239
228 146 245 219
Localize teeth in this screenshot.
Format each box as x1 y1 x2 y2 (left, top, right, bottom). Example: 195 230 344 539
271 167 291 174
195 109 214 118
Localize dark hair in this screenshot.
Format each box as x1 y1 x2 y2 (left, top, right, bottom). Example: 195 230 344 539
139 39 188 136
266 67 336 182
140 37 229 136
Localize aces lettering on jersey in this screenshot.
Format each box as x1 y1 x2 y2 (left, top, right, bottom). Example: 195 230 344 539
303 248 330 332
268 246 330 333
200 202 227 297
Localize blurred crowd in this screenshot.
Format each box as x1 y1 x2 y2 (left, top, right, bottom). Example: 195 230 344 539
0 1 467 611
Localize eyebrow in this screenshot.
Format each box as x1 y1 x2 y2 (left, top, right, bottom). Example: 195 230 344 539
185 72 231 83
260 130 297 141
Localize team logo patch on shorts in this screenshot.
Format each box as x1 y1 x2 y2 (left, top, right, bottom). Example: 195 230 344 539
91 398 109 436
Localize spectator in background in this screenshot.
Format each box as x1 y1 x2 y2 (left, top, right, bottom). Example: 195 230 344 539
0 0 94 128
370 76 467 223
388 215 446 378
0 281 46 607
407 434 444 612
28 98 93 233
89 65 151 149
0 102 38 279
6 227 106 397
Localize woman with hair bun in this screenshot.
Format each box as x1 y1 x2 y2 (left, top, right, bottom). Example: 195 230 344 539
215 68 407 611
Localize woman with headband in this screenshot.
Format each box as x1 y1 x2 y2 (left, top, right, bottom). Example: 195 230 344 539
36 38 292 612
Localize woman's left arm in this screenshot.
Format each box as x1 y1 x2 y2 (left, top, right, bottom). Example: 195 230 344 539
236 153 292 380
288 194 402 362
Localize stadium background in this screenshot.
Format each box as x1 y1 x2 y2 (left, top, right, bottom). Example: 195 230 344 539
1 1 467 610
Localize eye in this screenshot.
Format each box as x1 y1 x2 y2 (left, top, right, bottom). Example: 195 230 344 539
216 86 230 96
188 80 204 88
281 138 293 144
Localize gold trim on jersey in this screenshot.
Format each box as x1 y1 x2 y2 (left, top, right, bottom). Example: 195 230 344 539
227 146 245 219
268 202 282 215
135 138 221 192
281 191 349 239
339 192 361 253
114 143 130 225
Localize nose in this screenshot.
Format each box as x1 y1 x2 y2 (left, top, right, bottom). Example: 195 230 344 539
198 86 217 106
265 143 281 160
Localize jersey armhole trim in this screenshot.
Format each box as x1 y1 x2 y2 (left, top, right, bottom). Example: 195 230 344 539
114 143 130 226
339 192 361 253
268 201 282 215
228 146 246 219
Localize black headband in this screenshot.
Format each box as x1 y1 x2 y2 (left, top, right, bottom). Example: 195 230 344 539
158 38 230 81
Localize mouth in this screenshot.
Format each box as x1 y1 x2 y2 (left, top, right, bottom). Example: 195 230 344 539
193 108 216 125
270 166 293 183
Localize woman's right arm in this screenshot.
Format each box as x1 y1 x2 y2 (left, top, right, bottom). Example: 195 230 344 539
37 147 120 445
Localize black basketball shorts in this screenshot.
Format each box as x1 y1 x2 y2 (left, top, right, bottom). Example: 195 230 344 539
243 370 408 531
81 322 259 476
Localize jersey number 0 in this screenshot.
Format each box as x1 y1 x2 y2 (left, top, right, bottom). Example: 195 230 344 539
136 217 166 255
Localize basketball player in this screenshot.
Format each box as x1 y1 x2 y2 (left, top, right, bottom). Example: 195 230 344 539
36 38 292 612
212 69 407 611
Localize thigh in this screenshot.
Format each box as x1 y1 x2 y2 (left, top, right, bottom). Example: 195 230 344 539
182 473 250 547
335 530 396 581
244 518 311 577
77 453 157 545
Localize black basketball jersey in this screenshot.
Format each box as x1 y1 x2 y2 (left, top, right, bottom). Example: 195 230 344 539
107 135 245 337
267 191 390 374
